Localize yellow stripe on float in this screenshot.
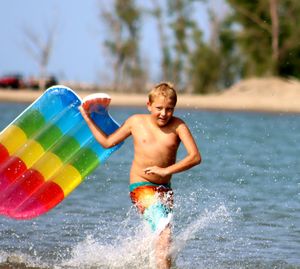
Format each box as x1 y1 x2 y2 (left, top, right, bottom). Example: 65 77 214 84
17 140 45 168
0 125 27 155
33 152 63 180
52 164 82 196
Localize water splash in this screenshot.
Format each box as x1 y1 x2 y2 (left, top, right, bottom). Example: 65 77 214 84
0 250 47 269
172 204 231 257
60 226 157 269
60 205 231 269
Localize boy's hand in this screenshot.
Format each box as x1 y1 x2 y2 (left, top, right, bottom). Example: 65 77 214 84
79 105 85 114
79 105 90 119
144 166 169 177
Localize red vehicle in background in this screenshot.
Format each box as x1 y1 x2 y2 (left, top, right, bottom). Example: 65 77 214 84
0 74 24 89
0 74 57 90
27 76 58 89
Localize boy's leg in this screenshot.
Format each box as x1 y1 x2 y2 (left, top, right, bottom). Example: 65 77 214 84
155 225 172 269
129 183 173 268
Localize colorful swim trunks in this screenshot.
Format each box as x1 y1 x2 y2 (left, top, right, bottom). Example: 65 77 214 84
129 181 173 233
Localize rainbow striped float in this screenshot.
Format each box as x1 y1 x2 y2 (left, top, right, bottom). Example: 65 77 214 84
0 86 122 219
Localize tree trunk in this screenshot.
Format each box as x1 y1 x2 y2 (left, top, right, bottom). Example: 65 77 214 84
269 0 279 74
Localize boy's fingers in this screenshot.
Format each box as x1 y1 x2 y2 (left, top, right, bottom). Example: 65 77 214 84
79 105 91 117
144 167 153 174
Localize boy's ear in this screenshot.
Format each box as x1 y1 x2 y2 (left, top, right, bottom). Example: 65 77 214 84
147 101 152 112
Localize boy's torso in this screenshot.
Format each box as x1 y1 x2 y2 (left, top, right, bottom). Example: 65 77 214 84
129 114 181 184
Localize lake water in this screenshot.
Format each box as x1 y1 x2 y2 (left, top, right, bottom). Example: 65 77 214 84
0 102 299 269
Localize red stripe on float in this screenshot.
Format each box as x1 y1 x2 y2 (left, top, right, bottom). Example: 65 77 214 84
0 144 9 164
0 169 44 214
0 156 27 192
11 181 64 219
32 181 65 211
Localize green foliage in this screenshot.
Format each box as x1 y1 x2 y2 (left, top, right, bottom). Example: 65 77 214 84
189 41 221 94
226 0 273 76
150 0 243 93
218 22 243 89
277 0 300 77
166 0 197 86
101 0 145 91
186 2 241 93
116 0 140 36
226 0 300 78
99 0 300 93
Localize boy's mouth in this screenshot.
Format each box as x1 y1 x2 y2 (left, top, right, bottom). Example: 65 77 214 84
158 117 169 124
158 117 167 121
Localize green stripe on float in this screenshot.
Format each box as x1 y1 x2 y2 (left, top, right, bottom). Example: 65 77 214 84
15 109 45 138
35 124 62 150
52 136 81 162
70 148 99 178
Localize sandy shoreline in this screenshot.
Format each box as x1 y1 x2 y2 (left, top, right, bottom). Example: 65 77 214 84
0 78 300 114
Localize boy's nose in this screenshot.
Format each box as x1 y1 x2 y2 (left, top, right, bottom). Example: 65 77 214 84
161 109 166 116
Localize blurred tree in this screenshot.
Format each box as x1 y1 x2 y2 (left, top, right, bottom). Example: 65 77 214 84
217 18 243 89
97 0 300 93
23 22 57 90
226 0 300 78
270 0 279 72
187 0 241 93
100 0 146 92
188 27 222 94
148 0 212 92
148 0 240 93
276 0 300 77
99 0 243 94
166 0 196 87
149 0 173 81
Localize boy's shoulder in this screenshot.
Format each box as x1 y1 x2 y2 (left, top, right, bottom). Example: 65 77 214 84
126 114 187 130
170 116 187 129
125 114 148 126
127 114 147 121
172 116 185 125
172 116 185 124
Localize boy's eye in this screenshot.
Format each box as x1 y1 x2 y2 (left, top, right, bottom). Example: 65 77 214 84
155 106 174 112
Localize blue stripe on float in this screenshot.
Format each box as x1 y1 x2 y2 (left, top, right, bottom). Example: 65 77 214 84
32 87 81 122
91 111 120 135
28 85 123 163
54 108 82 134
72 123 92 146
88 140 122 163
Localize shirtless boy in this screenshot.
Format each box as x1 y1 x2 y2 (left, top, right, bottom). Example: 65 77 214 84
80 82 201 269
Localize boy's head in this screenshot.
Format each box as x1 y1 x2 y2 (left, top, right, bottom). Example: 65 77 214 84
148 82 177 106
147 82 177 127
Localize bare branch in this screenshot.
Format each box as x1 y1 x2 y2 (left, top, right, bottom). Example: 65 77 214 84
21 21 58 90
231 2 271 34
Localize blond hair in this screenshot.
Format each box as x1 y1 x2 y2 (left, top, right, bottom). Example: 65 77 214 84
148 82 177 105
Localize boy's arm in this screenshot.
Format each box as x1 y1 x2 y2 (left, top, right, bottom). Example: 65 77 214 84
144 122 201 176
79 106 131 148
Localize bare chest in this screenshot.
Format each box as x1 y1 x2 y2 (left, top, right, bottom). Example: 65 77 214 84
132 124 179 150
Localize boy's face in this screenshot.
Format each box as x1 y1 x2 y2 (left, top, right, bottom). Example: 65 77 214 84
147 95 175 127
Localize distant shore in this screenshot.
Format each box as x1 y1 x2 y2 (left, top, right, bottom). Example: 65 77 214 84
1 78 300 114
